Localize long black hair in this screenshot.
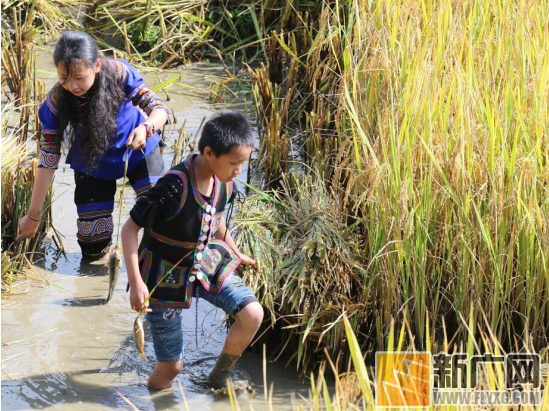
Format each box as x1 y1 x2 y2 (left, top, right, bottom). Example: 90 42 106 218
53 31 125 171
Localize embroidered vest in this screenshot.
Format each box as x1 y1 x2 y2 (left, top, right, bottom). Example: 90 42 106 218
138 155 239 308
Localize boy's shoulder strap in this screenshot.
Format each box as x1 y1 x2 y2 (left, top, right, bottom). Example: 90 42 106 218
172 160 190 175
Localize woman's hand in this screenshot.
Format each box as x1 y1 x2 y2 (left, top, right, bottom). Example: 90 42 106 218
239 253 258 270
126 124 147 151
129 280 152 313
17 214 40 242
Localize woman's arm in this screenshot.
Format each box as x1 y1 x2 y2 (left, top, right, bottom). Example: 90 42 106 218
119 60 170 150
126 107 169 150
17 167 55 240
145 107 169 132
20 91 62 240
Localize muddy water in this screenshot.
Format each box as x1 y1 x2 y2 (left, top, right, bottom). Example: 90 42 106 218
1 47 310 410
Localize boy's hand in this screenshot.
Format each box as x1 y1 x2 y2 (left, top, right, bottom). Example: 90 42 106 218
239 253 258 270
130 280 152 313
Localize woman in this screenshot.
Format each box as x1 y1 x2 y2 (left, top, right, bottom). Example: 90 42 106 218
18 31 170 260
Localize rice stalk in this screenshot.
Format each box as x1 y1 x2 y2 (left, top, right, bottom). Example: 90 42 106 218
1 104 54 290
1 0 88 42
242 0 548 371
236 171 366 373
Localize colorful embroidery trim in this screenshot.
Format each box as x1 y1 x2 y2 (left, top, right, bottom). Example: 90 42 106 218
148 296 192 309
150 266 194 309
76 202 115 245
150 230 195 249
127 83 169 118
201 248 222 273
139 247 153 283
109 60 129 87
38 151 61 169
198 239 241 293
132 175 161 198
157 259 188 289
45 87 60 115
76 216 114 243
185 154 221 211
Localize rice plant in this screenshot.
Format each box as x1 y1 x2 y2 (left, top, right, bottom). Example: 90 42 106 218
231 315 548 410
236 171 367 373
340 0 549 353
242 0 548 373
1 5 37 103
86 0 212 66
1 0 87 42
0 105 54 290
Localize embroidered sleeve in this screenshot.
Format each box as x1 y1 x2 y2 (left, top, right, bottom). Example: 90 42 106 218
37 87 62 169
114 59 170 122
129 172 187 227
128 84 170 120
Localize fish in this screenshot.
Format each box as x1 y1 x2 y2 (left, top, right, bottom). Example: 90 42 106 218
133 314 146 360
106 245 122 303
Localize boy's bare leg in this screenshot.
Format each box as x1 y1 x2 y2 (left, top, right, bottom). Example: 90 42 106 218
209 302 263 388
222 302 264 355
148 360 183 390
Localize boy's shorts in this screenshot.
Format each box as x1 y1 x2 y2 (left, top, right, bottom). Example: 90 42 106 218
145 274 258 363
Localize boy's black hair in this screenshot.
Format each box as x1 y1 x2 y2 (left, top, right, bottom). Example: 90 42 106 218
198 111 253 156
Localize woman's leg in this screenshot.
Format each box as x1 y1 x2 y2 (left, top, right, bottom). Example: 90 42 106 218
128 144 165 198
74 172 117 260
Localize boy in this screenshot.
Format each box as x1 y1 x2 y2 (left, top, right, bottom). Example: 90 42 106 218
121 111 263 390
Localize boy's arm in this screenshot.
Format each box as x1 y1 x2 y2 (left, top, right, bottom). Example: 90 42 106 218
121 217 151 312
214 216 257 268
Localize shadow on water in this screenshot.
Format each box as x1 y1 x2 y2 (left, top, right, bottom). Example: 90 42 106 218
60 297 108 307
49 255 111 307
2 370 198 410
3 307 237 410
2 369 126 410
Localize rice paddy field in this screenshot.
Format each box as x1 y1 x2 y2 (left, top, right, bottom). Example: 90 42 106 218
1 0 548 410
